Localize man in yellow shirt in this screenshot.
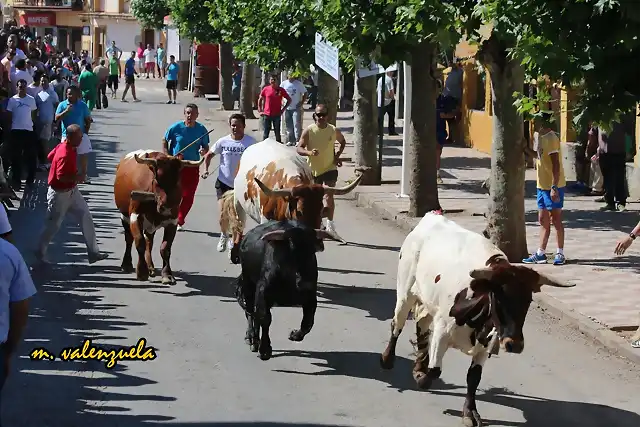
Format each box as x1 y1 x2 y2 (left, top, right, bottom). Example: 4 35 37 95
523 114 566 265
296 104 346 240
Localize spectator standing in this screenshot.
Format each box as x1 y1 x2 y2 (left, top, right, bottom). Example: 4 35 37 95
258 75 291 142
435 80 456 184
10 59 32 96
35 124 108 265
377 70 397 135
442 59 464 144
231 63 242 108
588 122 628 211
143 44 156 78
34 74 59 170
202 113 257 255
6 79 37 190
26 69 42 98
156 43 166 78
51 70 69 103
0 236 37 421
165 54 179 104
523 114 567 265
105 40 122 61
93 59 109 109
162 104 209 231
121 51 140 102
0 50 15 93
107 55 120 99
78 63 98 111
136 43 145 74
55 86 93 183
280 74 307 146
6 34 26 65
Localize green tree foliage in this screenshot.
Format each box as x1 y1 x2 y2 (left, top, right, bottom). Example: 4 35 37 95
168 0 220 43
130 0 170 30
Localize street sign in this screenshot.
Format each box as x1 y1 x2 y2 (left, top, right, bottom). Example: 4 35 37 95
357 60 398 78
314 33 339 81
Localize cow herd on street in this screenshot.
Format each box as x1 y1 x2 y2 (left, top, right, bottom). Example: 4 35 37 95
112 138 575 427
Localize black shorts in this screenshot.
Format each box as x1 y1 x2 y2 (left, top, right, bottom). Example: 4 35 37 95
125 74 135 85
166 80 177 90
107 75 118 90
215 179 233 199
313 169 339 186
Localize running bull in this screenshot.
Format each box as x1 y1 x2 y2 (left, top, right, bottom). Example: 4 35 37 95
114 149 204 284
380 212 574 427
220 138 364 263
234 220 341 361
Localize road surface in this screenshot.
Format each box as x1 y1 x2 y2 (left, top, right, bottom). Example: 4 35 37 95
6 81 640 427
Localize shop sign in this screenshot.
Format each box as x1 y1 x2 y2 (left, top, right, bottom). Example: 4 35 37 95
19 13 56 27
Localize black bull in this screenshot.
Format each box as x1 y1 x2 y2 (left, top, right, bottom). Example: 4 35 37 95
234 220 341 360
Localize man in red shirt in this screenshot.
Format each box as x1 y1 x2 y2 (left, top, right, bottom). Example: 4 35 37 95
35 124 108 265
258 74 291 142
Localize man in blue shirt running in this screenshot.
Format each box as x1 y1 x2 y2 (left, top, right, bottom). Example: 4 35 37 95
55 85 93 182
165 54 179 104
162 103 209 230
121 51 140 102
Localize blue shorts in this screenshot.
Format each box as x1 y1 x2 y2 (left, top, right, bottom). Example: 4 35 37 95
537 187 565 210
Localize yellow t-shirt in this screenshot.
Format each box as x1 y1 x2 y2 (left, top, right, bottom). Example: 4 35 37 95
535 130 566 190
306 123 337 177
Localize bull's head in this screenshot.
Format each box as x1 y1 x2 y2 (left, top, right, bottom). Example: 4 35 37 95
449 259 574 354
132 153 204 214
254 172 364 229
261 227 344 253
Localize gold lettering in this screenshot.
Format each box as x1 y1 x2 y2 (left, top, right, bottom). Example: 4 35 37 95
81 339 92 358
30 348 55 361
47 338 159 368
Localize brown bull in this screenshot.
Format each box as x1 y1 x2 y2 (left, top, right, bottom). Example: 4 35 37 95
114 150 203 284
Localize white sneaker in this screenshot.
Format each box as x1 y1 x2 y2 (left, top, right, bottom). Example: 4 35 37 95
217 234 229 252
325 220 346 243
228 241 235 261
177 225 184 231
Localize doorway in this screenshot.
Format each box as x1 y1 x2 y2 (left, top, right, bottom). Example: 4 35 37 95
143 29 155 47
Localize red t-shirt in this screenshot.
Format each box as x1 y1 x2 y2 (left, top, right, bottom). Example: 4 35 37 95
260 85 291 117
47 142 77 191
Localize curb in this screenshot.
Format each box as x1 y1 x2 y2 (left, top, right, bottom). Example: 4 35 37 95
352 190 640 367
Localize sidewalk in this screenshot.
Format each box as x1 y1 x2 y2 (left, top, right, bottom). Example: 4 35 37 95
237 107 640 360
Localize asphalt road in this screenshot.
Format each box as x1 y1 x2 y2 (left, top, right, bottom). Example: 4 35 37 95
5 81 640 427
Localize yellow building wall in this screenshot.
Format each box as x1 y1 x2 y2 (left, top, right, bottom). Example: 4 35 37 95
55 12 86 27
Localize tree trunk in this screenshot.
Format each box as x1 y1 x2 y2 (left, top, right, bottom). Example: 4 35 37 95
408 41 441 216
479 34 528 261
318 68 339 126
240 63 256 119
353 72 379 185
219 42 234 111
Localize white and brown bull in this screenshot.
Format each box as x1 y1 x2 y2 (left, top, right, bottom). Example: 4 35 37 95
380 212 574 427
220 138 364 263
114 149 203 284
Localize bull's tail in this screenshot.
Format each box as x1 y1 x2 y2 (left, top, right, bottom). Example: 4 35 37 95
220 190 244 238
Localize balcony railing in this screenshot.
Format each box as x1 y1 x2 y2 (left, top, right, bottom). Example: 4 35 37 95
13 0 84 9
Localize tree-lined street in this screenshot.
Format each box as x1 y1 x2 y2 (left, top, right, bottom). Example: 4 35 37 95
4 83 640 426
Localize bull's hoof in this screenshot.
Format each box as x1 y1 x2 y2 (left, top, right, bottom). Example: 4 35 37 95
121 262 134 274
136 268 149 281
462 409 483 427
148 267 156 277
428 367 442 379
259 346 272 361
288 329 305 342
413 370 433 389
161 275 176 285
379 353 395 370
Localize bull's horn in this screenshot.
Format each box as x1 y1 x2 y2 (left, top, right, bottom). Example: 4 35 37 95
469 268 493 280
181 156 205 167
323 171 364 196
261 230 287 241
315 229 343 243
131 190 156 201
254 178 293 197
538 274 575 288
133 153 156 166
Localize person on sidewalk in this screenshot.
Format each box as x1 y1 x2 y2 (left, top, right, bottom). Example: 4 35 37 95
588 122 628 211
34 74 59 172
156 43 166 79
0 236 37 419
296 104 347 240
231 62 242 109
6 78 37 190
143 44 156 79
202 113 257 256
121 51 140 103
258 74 291 142
36 124 108 265
281 73 307 147
107 55 120 99
93 59 109 109
377 70 397 136
523 114 567 265
435 80 456 184
162 103 209 231
442 59 463 144
165 55 179 105
614 219 640 348
55 85 93 184
78 63 98 111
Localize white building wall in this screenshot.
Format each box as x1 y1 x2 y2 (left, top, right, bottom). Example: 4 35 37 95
105 20 141 56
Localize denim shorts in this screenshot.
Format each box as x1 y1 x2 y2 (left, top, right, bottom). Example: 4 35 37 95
537 187 565 210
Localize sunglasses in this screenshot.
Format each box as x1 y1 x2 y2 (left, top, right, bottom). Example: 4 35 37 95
315 112 327 118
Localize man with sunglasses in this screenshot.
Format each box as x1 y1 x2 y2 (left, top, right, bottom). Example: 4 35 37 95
296 104 347 240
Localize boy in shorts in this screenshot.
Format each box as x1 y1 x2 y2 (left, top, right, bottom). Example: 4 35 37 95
165 55 179 104
523 113 566 265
